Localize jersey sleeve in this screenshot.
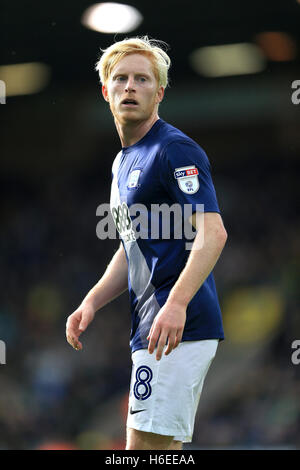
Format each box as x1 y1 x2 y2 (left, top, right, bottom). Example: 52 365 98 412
159 140 221 214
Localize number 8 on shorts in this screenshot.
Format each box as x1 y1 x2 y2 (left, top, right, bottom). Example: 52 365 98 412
133 365 153 401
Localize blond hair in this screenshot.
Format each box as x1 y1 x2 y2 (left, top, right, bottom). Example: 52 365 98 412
95 36 171 88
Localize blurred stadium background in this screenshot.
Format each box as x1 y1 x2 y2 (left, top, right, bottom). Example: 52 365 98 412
1 0 300 450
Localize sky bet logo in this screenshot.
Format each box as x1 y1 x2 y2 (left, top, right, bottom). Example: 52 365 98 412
291 80 300 105
174 168 199 179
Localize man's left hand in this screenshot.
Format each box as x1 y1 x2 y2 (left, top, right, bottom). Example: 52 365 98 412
147 302 186 360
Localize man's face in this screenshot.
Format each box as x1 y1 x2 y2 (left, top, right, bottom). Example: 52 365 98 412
102 53 164 125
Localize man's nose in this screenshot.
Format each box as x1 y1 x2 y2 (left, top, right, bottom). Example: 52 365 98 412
125 77 136 92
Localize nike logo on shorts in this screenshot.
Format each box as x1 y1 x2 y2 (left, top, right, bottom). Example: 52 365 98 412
129 406 146 415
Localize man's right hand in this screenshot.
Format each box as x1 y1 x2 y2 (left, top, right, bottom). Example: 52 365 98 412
66 302 95 351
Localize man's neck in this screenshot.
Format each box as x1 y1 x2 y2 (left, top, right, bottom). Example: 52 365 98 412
115 114 159 148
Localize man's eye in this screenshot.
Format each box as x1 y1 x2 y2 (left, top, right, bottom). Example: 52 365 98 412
116 76 126 81
139 77 147 82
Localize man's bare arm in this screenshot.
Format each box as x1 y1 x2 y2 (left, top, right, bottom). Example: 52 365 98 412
147 212 227 360
167 212 227 307
66 243 128 350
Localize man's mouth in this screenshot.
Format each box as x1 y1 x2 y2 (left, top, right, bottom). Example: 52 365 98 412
121 98 138 106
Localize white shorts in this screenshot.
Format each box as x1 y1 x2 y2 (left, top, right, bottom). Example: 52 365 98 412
126 339 218 443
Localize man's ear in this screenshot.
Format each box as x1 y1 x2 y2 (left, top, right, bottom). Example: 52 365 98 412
156 86 165 104
102 84 109 102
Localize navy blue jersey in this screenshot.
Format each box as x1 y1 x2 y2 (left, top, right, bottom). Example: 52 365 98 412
110 118 224 352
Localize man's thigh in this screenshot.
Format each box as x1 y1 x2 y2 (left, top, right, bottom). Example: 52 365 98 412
126 340 218 443
126 427 183 450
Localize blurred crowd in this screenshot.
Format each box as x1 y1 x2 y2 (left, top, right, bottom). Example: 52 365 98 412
0 126 299 449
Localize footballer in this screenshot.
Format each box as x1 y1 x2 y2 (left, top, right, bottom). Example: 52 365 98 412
66 36 227 450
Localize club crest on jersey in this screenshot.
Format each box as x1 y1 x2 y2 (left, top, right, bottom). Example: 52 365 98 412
127 169 142 190
174 165 199 194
